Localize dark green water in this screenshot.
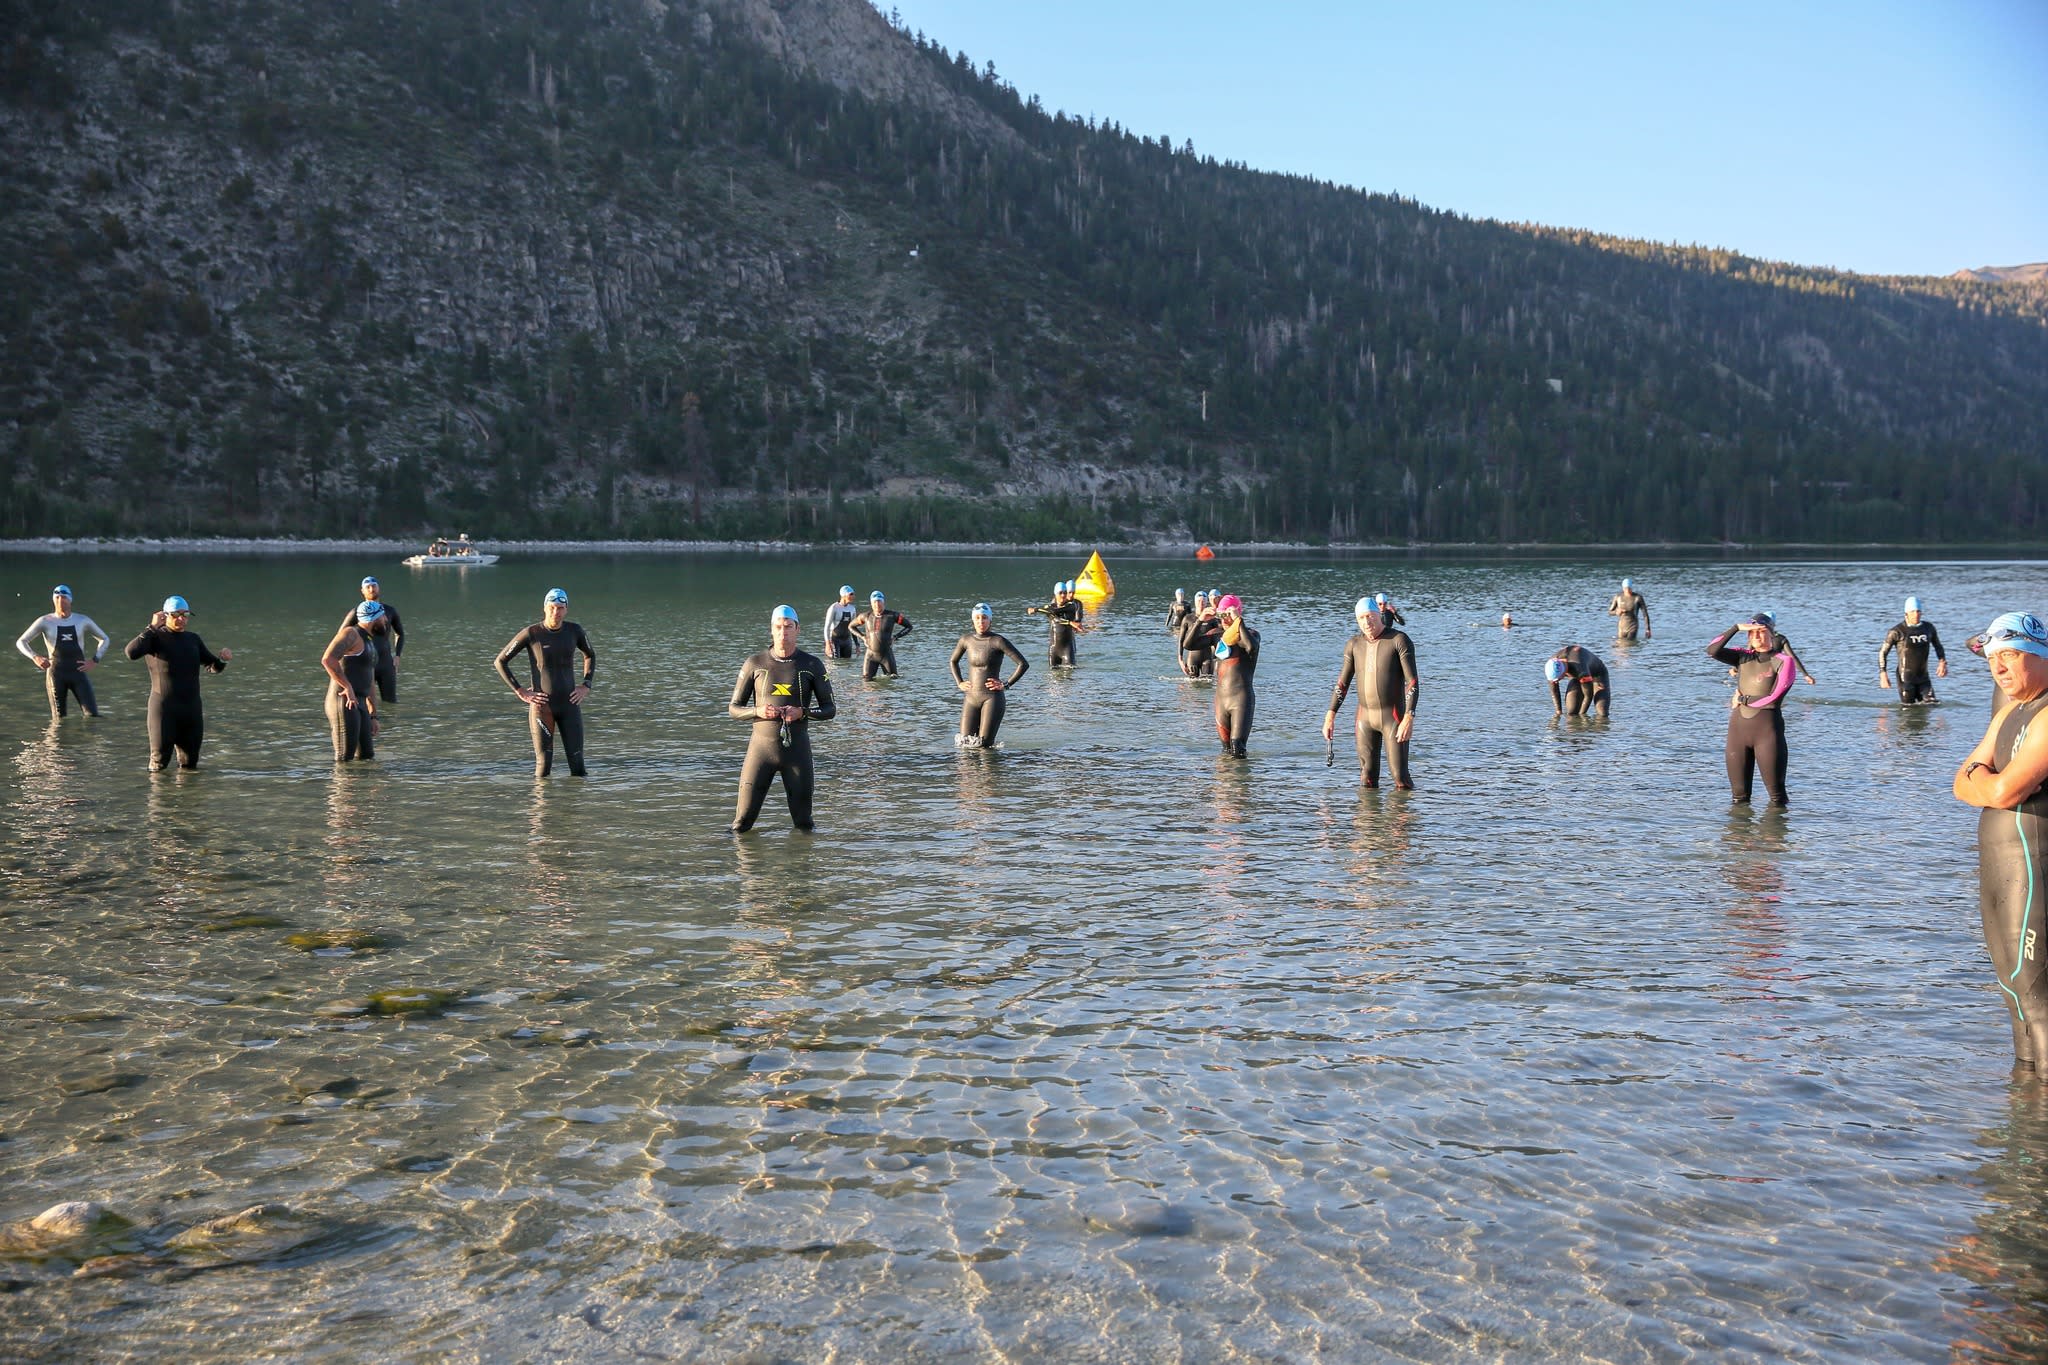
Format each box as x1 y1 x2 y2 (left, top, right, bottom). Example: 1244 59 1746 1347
2 551 2046 1362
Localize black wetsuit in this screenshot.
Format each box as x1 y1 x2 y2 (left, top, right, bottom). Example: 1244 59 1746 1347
1710 627 1794 805
1330 629 1419 786
728 648 836 831
326 630 377 762
20 612 107 717
1043 600 1082 667
1880 619 1946 705
125 626 226 770
1550 645 1611 718
340 603 403 702
950 630 1029 747
495 622 595 777
1184 617 1261 755
851 608 912 680
823 601 859 661
1166 600 1191 633
1608 589 1650 641
1178 611 1217 678
1978 694 2048 1066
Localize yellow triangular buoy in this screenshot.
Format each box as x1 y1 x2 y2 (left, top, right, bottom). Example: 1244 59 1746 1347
1073 551 1115 602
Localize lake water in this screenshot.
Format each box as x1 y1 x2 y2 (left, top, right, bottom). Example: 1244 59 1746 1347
2 550 2045 1362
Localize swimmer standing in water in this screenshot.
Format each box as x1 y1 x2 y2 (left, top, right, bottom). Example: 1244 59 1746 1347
1952 612 2048 1069
340 576 403 702
949 603 1029 748
1879 596 1948 704
125 596 231 771
729 605 836 832
1178 591 1216 677
850 590 913 680
1028 581 1083 667
1708 612 1795 806
320 603 383 762
1182 593 1260 756
17 584 109 718
1323 600 1419 788
1608 578 1652 641
823 585 859 661
1546 644 1611 718
494 588 595 778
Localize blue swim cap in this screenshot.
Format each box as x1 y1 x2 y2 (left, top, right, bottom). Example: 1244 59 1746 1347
771 604 799 625
1354 596 1374 618
1621 577 1632 591
1052 580 1064 594
1545 659 1568 682
1904 596 1921 614
355 600 385 623
1983 612 2048 659
972 602 992 619
1174 588 1185 600
162 595 190 613
544 588 568 606
1208 587 1222 600
871 590 885 602
839 584 854 596
1066 581 1077 594
52 584 72 598
1374 592 1389 608
361 576 379 589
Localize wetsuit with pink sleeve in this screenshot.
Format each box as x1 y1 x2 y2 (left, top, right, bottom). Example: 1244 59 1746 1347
1709 626 1796 805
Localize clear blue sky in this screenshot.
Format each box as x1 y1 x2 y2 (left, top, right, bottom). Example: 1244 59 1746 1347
882 0 2047 278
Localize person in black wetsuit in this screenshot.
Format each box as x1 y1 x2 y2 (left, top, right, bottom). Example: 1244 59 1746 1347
1177 592 1215 677
950 603 1029 748
850 590 913 680
1546 645 1611 718
823 585 859 661
1182 593 1261 756
1373 592 1407 629
1953 612 2048 1069
729 604 837 831
339 576 403 703
320 604 381 762
125 595 231 771
17 584 110 718
494 588 595 777
1028 581 1083 667
1879 596 1948 704
1166 589 1191 634
1708 613 1796 806
1608 578 1652 641
1323 599 1419 788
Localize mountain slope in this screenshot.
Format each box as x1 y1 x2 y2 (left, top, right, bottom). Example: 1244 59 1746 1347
2 0 2044 544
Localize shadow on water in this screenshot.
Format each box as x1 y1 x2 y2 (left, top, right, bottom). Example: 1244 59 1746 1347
1938 1081 2048 1364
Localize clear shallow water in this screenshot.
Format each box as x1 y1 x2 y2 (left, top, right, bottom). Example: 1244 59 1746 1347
1 552 2046 1362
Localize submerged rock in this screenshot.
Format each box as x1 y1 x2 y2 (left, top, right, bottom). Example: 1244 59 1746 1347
0 1202 141 1261
167 1204 336 1263
57 1072 145 1097
203 914 290 933
366 988 461 1017
286 928 393 953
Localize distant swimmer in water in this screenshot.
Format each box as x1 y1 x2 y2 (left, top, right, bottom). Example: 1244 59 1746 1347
125 595 231 771
1373 592 1406 629
17 584 110 718
321 603 382 762
823 584 859 661
494 588 595 778
1708 612 1795 806
850 590 913 680
1027 580 1084 667
1183 593 1261 756
1608 577 1651 641
1166 588 1191 634
340 576 403 702
729 604 836 832
1546 644 1611 718
1879 596 1948 704
1952 612 2048 1069
1324 600 1419 788
1501 611 1514 629
949 603 1029 748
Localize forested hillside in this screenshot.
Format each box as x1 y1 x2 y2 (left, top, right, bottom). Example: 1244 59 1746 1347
3 0 2045 543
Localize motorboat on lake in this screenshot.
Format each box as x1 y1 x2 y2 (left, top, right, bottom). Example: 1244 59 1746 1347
403 534 498 567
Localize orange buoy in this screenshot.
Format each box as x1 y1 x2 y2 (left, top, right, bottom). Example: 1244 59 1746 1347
1195 544 1215 561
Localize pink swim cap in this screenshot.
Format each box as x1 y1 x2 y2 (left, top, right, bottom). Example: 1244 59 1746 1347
1217 594 1243 613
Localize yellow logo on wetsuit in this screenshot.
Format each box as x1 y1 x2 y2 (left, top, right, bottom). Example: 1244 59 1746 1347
771 683 793 696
